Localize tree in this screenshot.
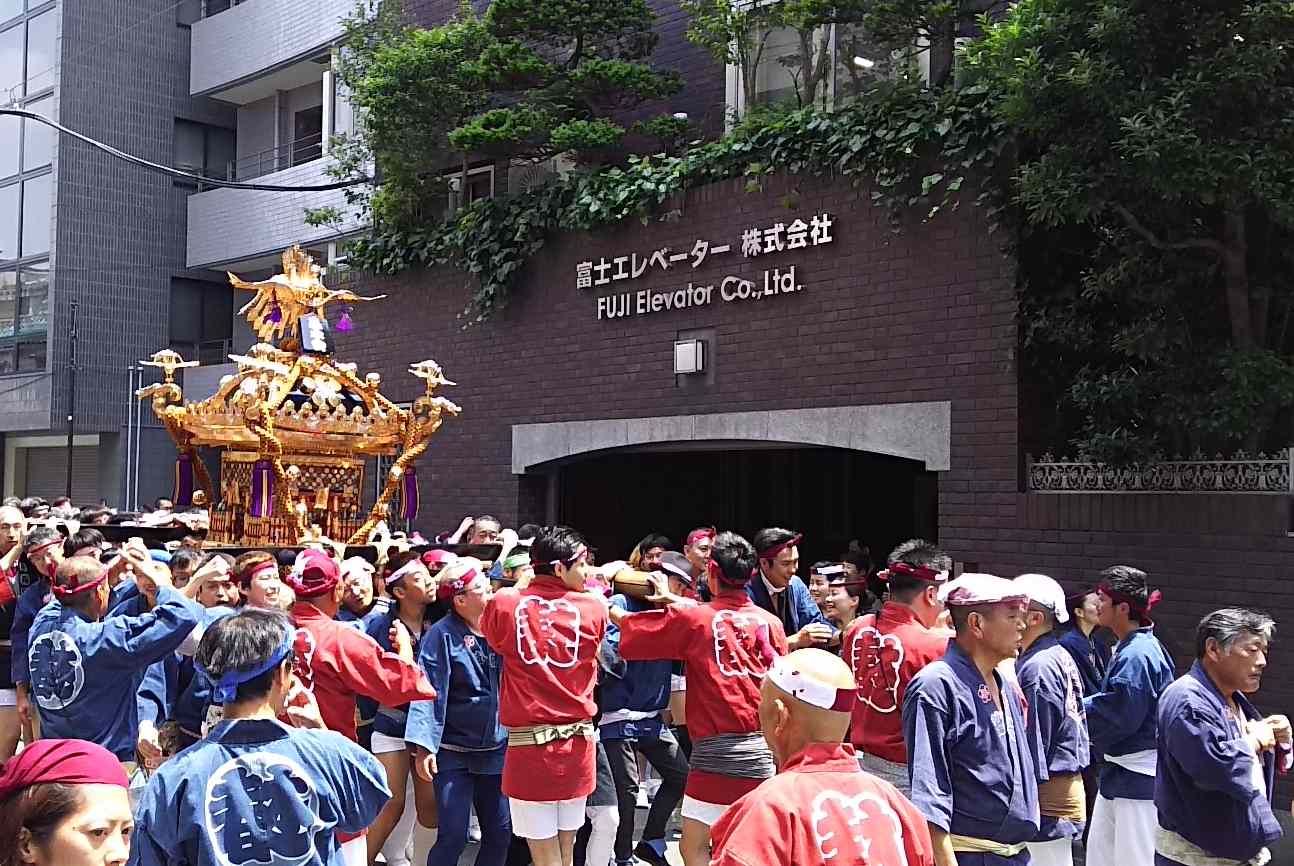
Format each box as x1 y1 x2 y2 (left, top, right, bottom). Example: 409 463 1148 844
447 0 683 159
968 0 1294 458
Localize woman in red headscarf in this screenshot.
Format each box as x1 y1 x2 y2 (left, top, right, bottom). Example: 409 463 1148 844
0 739 132 866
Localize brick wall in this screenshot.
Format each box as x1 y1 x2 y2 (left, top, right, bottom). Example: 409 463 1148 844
337 171 1294 800
336 169 1017 541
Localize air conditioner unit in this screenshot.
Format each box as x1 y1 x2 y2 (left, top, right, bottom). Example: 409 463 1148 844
507 154 576 195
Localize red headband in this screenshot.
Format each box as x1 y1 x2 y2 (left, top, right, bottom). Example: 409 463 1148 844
436 567 482 602
1098 582 1162 626
758 534 802 563
27 536 62 558
0 739 129 800
52 565 110 599
686 527 716 546
707 558 748 589
239 561 279 587
877 561 946 584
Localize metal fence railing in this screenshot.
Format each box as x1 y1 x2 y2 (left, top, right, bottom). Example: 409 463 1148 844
227 133 324 182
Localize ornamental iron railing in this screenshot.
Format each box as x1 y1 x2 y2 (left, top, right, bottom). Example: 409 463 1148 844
1026 451 1293 494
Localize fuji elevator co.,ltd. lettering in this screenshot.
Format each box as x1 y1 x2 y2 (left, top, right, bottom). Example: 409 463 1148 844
596 266 803 321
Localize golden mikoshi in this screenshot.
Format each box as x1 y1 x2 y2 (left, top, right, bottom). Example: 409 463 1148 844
138 245 458 547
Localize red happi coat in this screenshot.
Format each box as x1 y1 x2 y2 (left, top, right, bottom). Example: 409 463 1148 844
842 602 951 764
290 602 436 741
619 591 788 805
480 576 607 801
711 743 935 866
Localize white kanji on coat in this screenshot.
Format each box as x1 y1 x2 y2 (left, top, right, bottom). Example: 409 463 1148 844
516 596 581 668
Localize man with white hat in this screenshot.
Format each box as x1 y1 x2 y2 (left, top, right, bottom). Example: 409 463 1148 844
903 573 1041 866
710 648 933 865
1014 573 1091 866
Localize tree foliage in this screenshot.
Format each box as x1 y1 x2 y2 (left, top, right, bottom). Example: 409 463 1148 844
967 0 1294 458
447 0 682 159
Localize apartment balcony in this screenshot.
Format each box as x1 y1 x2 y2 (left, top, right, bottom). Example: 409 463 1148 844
186 156 363 270
190 0 353 101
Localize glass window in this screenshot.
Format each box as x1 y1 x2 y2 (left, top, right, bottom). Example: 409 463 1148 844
0 22 20 102
292 105 323 166
22 95 52 169
0 182 17 261
176 0 202 26
18 260 45 336
753 26 805 108
0 113 17 179
208 126 236 180
173 119 205 174
17 337 43 371
0 269 15 337
0 1 21 26
24 10 55 95
20 173 49 257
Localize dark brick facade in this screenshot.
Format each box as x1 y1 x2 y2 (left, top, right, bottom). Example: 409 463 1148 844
337 172 1294 798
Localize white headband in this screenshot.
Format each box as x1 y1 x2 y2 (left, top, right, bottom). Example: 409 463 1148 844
386 558 425 587
767 655 857 713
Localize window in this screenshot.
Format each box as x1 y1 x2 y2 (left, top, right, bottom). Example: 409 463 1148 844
19 173 48 257
729 20 909 120
176 0 202 26
431 165 494 222
0 20 20 99
21 94 52 170
0 260 48 373
23 8 52 95
292 105 323 166
0 183 16 261
173 119 236 184
0 114 16 180
0 0 20 25
169 277 233 364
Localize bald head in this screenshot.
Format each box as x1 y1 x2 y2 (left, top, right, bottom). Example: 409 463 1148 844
759 648 857 766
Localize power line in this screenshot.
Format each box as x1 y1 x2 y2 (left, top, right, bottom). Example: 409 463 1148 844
0 109 371 192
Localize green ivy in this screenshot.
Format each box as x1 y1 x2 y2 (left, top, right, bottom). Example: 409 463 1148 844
347 79 1005 325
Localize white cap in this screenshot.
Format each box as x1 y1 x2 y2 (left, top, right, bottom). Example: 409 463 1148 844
937 573 1028 607
1013 573 1069 623
339 556 375 581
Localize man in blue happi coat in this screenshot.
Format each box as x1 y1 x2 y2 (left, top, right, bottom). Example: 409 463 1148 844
1085 565 1176 866
1155 608 1290 866
1014 573 1091 866
28 549 202 762
904 573 1041 866
746 527 833 650
130 607 390 866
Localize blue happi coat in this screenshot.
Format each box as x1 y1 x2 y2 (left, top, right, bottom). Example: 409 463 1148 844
1154 662 1286 864
141 605 237 735
405 612 504 759
1018 633 1091 841
28 585 201 759
129 717 390 866
599 593 672 741
746 573 827 638
903 641 1041 865
1084 625 1175 800
1057 625 1111 698
365 606 435 740
10 577 50 685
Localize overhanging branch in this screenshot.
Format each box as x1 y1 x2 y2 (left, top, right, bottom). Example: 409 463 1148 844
1111 204 1225 254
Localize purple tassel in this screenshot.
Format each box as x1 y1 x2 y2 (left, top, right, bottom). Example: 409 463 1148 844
250 459 274 519
173 453 195 507
266 304 283 324
337 306 354 333
398 466 419 521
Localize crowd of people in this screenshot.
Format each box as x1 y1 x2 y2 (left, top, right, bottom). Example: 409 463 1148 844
0 502 1287 866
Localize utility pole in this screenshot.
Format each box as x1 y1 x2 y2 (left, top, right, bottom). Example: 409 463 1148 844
65 298 77 499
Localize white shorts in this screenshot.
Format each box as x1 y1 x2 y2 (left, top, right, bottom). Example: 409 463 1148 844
371 732 407 755
0 689 15 708
680 795 728 827
509 797 587 840
339 836 368 866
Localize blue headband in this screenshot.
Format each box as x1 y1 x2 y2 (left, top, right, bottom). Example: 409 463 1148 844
196 627 295 705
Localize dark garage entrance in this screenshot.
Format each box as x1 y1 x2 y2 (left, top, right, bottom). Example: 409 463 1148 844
554 445 938 569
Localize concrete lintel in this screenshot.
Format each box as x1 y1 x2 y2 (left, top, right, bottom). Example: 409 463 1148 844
512 402 952 474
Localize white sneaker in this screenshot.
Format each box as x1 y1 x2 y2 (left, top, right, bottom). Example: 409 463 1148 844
468 812 481 843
